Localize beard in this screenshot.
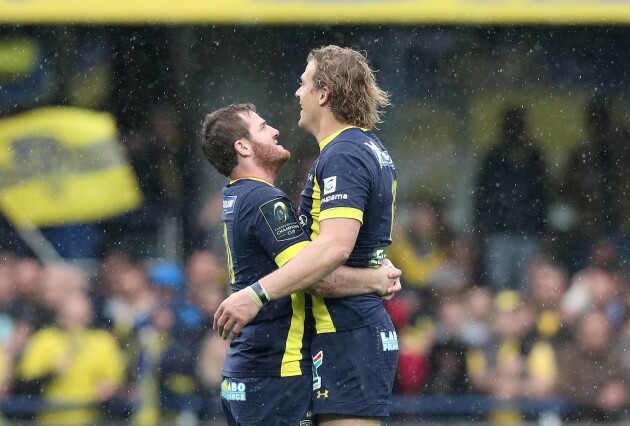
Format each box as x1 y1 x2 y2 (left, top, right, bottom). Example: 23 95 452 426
251 140 291 175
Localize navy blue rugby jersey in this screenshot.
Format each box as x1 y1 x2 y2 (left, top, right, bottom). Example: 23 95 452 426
220 178 311 378
299 127 397 334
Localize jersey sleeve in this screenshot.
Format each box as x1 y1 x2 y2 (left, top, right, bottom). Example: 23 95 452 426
316 144 372 224
241 186 309 267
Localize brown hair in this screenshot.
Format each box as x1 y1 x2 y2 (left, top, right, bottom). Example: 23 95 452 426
308 45 390 128
201 103 255 177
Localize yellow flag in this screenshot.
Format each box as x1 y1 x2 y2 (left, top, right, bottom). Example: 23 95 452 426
0 107 143 227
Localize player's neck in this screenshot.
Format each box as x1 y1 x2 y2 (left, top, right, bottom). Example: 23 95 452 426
314 114 350 144
231 164 276 185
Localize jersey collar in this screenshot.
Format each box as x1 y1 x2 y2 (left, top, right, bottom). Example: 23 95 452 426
229 177 274 186
319 126 361 151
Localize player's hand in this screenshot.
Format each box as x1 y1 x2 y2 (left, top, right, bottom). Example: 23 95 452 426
213 289 261 340
382 278 401 300
374 259 402 299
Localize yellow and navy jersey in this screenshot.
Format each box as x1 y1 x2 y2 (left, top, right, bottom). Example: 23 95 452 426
299 127 397 333
221 178 311 378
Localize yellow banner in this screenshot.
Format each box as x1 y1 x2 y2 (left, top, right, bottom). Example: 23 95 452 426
1 0 630 24
0 107 143 228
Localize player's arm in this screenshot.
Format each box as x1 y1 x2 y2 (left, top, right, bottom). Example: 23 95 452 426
214 217 360 339
308 260 402 299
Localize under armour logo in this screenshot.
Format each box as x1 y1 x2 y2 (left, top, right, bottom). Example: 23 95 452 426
316 390 329 399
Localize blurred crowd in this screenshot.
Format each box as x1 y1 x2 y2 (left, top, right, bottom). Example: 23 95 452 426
0 249 229 425
1 27 630 425
385 96 630 423
0 96 629 426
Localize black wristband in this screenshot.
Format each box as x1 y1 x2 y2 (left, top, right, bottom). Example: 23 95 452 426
250 281 270 305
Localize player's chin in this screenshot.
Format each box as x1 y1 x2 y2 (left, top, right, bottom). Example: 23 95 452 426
279 147 291 160
297 116 306 129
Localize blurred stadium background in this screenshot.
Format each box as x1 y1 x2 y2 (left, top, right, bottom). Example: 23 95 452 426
0 1 629 425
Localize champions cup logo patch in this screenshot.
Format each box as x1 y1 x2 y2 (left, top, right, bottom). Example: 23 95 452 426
380 331 399 352
221 379 246 401
223 196 237 214
273 201 287 223
260 197 304 242
323 176 337 195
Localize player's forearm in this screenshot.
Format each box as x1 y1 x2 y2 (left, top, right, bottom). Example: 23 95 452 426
258 234 350 300
308 265 379 298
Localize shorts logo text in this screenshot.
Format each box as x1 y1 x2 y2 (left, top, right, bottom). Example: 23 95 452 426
220 379 246 401
380 331 399 351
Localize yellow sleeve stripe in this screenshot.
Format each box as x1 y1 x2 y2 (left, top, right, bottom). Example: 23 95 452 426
319 207 363 224
274 241 309 267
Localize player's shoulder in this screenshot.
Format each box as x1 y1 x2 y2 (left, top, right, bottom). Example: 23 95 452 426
235 179 290 207
324 128 390 169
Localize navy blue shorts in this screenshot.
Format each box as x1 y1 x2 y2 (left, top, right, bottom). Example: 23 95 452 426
220 375 313 426
311 313 399 418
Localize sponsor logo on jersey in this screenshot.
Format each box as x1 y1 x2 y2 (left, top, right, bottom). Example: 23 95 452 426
368 247 388 266
364 140 394 169
223 196 237 214
321 193 348 204
323 176 337 195
221 379 246 401
380 330 399 352
300 421 313 426
312 351 323 390
298 214 308 228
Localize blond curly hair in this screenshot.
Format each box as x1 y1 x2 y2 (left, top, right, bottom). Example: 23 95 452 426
308 45 390 129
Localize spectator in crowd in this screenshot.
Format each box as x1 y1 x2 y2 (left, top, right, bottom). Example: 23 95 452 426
424 339 471 396
389 202 447 290
391 319 431 396
100 258 157 416
525 258 570 346
562 261 625 329
102 260 157 339
147 260 203 330
185 249 227 322
146 104 186 211
89 250 136 329
190 192 226 256
424 291 473 396
0 260 18 397
474 106 549 292
467 290 556 422
555 311 627 421
562 96 628 260
185 249 230 409
8 258 45 334
460 285 493 348
15 292 125 425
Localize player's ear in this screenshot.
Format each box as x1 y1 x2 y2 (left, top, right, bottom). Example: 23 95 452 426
234 139 253 157
319 86 331 107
